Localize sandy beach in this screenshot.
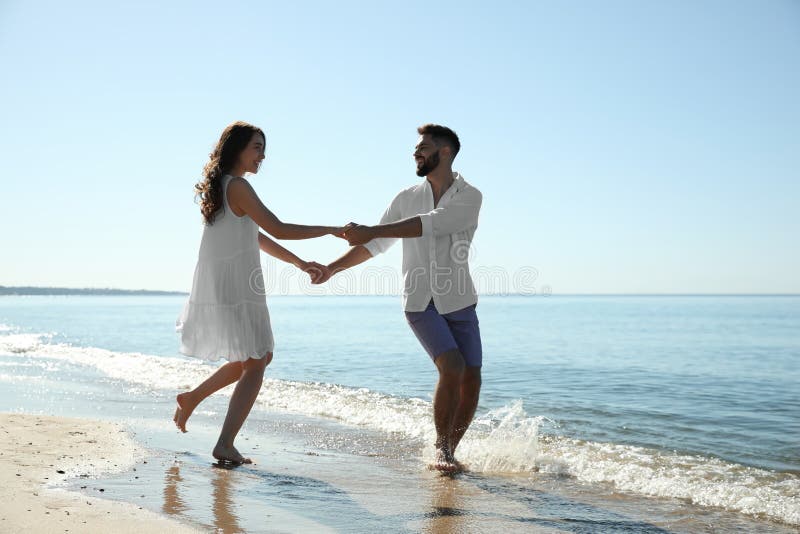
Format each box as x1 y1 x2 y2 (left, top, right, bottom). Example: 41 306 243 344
0 412 198 533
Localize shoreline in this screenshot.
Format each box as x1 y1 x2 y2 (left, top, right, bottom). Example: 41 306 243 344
1 406 796 533
1 294 797 531
0 412 199 533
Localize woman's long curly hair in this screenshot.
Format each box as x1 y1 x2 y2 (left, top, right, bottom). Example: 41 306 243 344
195 121 265 225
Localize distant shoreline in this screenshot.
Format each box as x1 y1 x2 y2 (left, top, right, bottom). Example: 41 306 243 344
0 286 797 297
0 286 188 296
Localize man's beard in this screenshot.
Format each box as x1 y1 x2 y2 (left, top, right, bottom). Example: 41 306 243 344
416 150 441 177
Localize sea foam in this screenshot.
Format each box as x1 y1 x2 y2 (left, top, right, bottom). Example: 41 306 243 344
1 331 798 525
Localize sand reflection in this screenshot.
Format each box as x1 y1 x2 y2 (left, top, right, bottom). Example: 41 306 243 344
162 461 245 533
163 463 186 516
211 464 244 533
426 475 468 534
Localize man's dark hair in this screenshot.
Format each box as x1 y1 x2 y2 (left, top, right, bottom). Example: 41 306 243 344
417 124 460 158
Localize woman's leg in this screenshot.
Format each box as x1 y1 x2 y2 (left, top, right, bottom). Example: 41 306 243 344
174 361 244 432
213 353 272 464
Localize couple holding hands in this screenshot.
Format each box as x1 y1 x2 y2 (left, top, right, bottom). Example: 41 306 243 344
175 121 482 472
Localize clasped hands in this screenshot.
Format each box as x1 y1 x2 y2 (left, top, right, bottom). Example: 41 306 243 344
300 222 373 285
336 222 374 247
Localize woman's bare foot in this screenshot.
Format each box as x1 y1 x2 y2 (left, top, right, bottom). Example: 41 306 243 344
173 392 198 433
213 443 252 465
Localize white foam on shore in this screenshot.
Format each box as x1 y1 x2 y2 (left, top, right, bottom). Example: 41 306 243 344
1 332 798 526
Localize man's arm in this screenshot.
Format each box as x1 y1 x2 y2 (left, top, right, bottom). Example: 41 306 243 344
344 187 482 246
344 217 421 246
328 245 374 275
311 245 373 285
316 190 406 283
343 191 407 251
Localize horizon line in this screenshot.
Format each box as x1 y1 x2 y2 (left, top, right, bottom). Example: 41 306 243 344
1 286 798 297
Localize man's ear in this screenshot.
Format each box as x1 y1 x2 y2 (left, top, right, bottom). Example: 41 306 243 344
441 144 453 161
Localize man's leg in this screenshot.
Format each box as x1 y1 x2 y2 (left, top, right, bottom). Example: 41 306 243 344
405 301 465 470
432 349 465 467
441 302 482 458
450 366 481 454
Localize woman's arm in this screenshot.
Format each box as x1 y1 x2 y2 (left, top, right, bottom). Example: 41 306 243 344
258 232 304 267
228 177 342 240
258 233 328 281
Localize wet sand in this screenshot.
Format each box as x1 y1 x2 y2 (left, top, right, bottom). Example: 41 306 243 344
0 412 199 533
69 409 796 533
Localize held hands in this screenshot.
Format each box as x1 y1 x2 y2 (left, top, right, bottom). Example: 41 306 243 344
335 222 375 246
307 221 373 286
332 223 356 239
311 263 333 285
299 261 331 284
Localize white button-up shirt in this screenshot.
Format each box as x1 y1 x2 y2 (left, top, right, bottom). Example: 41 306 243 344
363 172 482 313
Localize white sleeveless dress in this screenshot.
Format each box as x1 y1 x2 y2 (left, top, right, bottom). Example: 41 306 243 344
176 174 274 361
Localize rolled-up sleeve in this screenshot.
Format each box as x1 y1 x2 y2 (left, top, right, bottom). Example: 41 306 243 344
419 187 482 237
363 194 403 257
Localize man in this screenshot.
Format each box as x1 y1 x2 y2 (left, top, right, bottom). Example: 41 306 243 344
316 124 482 472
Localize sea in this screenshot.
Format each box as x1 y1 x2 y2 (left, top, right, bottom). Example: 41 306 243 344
0 294 797 532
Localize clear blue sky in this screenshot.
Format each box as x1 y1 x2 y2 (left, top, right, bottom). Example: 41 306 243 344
1 1 798 294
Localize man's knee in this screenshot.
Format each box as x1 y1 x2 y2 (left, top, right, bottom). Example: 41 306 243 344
434 349 465 378
464 367 481 386
463 367 482 395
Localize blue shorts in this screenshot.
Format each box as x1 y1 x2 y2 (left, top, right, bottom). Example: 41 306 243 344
405 301 482 367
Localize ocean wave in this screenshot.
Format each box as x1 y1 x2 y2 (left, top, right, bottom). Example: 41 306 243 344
1 331 798 525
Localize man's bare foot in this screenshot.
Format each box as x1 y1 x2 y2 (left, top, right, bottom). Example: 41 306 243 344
432 447 460 473
213 443 252 465
173 392 198 433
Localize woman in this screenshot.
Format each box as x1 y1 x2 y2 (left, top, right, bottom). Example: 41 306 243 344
174 121 341 464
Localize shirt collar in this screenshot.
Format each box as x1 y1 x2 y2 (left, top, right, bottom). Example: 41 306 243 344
452 172 464 191
423 171 464 193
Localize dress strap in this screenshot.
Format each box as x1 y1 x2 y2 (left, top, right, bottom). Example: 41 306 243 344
221 175 246 220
